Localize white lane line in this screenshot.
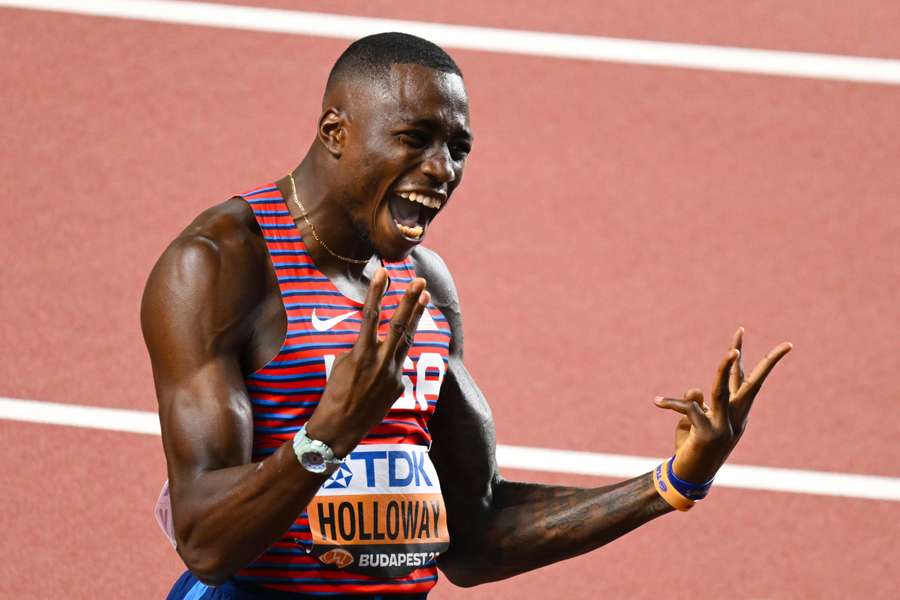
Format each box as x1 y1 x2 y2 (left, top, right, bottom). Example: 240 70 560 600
496 446 900 502
3 0 900 85
0 397 161 435
3 396 899 501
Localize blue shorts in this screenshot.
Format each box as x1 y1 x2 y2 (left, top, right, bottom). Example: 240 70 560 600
166 571 428 600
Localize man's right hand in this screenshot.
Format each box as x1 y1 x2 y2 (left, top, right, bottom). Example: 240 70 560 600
304 267 429 457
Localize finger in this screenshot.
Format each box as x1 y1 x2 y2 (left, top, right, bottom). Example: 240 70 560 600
738 342 793 403
711 349 739 424
382 278 426 357
730 327 744 352
684 387 709 412
357 268 388 350
654 389 706 415
394 290 430 362
684 387 704 407
654 396 709 430
729 327 745 395
654 394 701 415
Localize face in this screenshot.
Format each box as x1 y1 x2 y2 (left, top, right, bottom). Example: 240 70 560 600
336 64 472 262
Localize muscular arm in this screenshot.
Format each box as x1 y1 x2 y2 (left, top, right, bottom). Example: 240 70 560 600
431 359 671 586
141 202 334 585
412 247 672 587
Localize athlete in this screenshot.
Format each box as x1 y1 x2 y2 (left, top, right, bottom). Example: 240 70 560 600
142 33 792 599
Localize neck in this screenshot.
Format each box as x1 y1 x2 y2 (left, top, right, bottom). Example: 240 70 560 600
282 153 375 280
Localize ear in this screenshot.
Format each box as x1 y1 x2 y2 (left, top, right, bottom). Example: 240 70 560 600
317 107 347 158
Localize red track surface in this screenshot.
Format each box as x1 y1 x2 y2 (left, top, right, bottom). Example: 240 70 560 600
1 4 898 598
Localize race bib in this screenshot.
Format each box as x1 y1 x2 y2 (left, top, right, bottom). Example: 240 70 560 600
306 444 450 577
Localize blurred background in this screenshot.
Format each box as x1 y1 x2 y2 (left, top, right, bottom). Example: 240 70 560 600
1 1 898 598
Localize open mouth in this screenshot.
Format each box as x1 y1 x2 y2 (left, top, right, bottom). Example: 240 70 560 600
388 191 443 241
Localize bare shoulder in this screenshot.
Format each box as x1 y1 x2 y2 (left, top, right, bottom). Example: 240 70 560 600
141 197 270 365
409 246 458 308
179 196 265 259
410 246 463 355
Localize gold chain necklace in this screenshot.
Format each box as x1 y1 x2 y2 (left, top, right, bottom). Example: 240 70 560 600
287 173 370 265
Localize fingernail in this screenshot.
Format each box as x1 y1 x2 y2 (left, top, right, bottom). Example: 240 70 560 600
654 396 664 403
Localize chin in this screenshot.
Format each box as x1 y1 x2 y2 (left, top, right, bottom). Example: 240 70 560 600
369 203 428 263
375 242 416 264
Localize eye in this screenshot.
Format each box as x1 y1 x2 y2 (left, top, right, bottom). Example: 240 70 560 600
398 131 428 149
450 142 471 161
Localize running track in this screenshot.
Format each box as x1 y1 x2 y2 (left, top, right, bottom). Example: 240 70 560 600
1 2 899 598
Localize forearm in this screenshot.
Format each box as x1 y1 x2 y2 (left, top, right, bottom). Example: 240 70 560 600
491 476 634 507
172 441 326 584
439 472 671 586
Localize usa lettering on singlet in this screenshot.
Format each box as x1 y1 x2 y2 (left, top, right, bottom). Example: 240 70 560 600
155 183 452 596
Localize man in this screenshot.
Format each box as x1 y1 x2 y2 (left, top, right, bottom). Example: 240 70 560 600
142 33 791 599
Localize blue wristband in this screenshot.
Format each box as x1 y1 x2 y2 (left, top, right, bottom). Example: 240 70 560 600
667 456 714 500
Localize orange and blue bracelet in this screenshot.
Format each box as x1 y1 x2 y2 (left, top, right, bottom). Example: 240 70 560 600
652 455 715 511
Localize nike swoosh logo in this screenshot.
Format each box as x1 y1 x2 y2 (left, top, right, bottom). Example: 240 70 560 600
311 308 358 332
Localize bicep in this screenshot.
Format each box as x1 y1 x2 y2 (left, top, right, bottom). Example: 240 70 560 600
141 236 255 484
157 356 254 483
413 247 500 517
429 357 499 517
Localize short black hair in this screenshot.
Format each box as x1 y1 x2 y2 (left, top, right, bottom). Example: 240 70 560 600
326 32 462 90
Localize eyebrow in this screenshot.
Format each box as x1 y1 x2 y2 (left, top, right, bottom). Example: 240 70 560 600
401 116 473 142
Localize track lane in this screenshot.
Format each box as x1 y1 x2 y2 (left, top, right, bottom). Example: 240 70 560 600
1 6 898 599
2 421 897 599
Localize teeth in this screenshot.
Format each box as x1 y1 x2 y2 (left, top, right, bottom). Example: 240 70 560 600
399 192 442 210
395 221 424 239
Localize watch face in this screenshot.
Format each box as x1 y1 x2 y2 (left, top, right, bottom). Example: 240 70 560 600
301 451 326 473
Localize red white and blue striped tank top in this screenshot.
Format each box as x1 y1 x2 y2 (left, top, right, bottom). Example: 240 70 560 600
232 184 452 596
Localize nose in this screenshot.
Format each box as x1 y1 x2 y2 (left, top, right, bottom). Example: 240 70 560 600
421 145 456 184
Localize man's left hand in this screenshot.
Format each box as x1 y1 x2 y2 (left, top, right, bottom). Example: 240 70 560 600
654 328 792 483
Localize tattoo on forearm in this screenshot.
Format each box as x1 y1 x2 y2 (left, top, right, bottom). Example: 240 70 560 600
449 473 672 582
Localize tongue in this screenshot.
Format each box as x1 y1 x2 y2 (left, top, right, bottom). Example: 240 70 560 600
389 196 421 227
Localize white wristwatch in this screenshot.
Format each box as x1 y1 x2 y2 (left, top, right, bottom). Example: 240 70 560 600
292 426 343 475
